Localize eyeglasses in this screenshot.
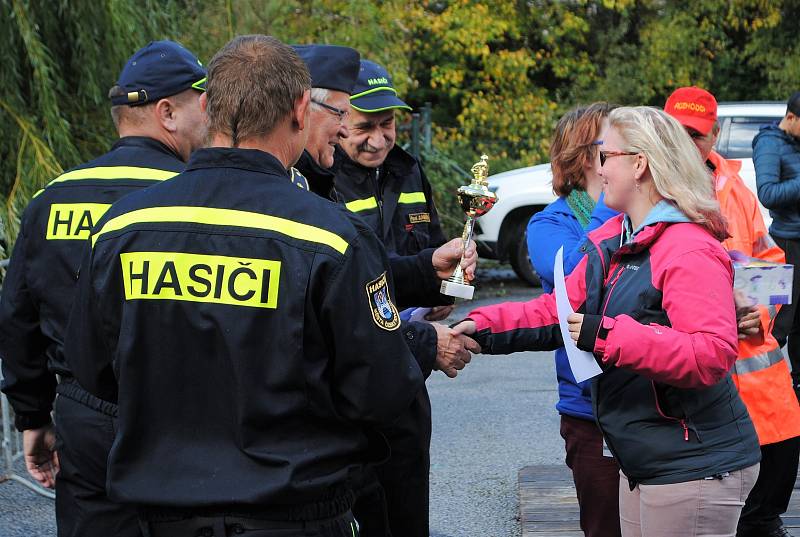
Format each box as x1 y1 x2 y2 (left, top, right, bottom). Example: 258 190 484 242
599 150 638 167
311 99 349 123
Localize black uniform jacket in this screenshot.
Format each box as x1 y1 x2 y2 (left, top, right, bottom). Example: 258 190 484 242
0 137 183 431
298 149 449 311
64 148 424 509
332 145 447 256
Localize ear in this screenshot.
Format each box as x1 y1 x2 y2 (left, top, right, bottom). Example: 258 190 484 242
633 152 648 180
199 92 208 114
155 98 178 133
292 90 311 131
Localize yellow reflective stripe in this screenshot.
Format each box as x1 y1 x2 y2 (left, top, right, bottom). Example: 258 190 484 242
733 348 785 376
48 166 178 185
397 192 426 204
346 197 378 213
92 206 349 254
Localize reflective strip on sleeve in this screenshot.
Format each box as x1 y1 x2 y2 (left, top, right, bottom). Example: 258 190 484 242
397 191 426 204
48 166 178 186
91 206 349 254
733 348 786 375
345 197 378 213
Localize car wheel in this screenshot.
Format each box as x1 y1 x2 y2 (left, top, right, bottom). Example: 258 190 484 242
509 225 540 287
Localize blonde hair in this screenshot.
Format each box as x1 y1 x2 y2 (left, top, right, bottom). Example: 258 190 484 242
608 106 728 240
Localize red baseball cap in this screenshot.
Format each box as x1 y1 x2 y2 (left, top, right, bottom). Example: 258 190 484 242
664 86 718 136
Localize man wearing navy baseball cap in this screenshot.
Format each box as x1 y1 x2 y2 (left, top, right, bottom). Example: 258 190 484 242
290 44 361 196
330 59 458 537
0 39 206 537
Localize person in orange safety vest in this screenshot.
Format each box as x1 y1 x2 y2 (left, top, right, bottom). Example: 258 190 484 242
667 86 800 537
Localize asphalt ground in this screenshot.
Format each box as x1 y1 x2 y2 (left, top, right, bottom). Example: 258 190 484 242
0 267 559 536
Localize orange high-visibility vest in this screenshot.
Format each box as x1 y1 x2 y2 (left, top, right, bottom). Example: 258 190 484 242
711 150 800 445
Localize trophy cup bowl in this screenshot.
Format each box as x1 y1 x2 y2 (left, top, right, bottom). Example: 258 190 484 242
440 155 498 300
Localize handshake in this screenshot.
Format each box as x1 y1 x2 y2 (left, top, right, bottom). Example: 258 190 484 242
431 321 481 378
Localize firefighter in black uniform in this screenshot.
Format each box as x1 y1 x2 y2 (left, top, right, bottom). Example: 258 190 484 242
64 35 427 537
291 44 478 374
329 60 457 537
0 40 207 537
292 47 480 537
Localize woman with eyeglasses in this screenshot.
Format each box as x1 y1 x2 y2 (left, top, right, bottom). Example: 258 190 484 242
525 102 621 537
454 106 761 537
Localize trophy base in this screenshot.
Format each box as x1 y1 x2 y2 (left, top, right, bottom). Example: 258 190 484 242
440 279 474 300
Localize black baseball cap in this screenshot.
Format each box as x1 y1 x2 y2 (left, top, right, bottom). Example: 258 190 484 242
110 40 207 106
291 44 360 94
350 60 411 113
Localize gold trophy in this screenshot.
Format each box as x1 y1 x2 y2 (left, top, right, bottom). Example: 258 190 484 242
440 154 498 300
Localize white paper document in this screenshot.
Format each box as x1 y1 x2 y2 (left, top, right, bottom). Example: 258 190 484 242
554 247 603 383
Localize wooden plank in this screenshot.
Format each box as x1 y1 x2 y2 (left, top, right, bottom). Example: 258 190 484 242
519 465 800 536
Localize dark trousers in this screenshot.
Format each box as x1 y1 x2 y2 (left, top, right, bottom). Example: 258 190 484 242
737 436 800 536
140 511 359 537
771 236 800 394
353 390 431 537
54 394 142 537
560 414 622 537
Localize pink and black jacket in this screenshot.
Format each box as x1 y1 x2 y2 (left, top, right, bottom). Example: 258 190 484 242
469 204 761 486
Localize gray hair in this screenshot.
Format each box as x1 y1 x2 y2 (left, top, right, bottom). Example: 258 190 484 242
310 87 330 110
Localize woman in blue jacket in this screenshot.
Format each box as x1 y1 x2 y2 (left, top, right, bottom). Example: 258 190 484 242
526 102 620 537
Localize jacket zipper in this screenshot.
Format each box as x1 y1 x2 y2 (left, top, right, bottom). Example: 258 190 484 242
591 260 628 477
372 168 384 233
650 381 691 442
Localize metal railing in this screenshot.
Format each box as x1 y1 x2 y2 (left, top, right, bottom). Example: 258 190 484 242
0 368 56 499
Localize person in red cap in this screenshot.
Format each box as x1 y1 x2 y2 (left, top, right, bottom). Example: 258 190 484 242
665 86 800 537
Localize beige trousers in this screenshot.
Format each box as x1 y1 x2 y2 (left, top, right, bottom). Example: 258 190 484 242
619 464 759 537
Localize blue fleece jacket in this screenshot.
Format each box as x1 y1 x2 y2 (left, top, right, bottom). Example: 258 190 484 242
526 194 618 420
752 123 800 239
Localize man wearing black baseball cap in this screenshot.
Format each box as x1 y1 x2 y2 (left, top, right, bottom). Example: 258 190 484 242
0 39 206 537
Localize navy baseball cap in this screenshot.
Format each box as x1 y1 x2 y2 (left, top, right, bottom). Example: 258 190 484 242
291 44 360 94
110 40 206 106
350 60 411 113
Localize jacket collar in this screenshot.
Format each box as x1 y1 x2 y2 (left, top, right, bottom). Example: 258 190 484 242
111 136 184 162
185 147 289 179
295 150 337 200
706 150 741 194
621 201 691 249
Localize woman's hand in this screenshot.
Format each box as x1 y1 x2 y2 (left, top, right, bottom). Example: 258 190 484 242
451 319 476 336
567 313 583 343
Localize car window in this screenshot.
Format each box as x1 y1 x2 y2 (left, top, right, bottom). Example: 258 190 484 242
720 117 777 159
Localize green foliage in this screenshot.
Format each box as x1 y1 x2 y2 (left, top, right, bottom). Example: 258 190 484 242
3 0 800 256
0 0 186 247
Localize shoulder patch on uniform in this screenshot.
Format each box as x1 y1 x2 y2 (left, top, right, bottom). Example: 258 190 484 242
365 272 400 331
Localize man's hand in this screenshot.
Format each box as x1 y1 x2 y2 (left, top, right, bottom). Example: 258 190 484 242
567 313 583 343
425 305 455 321
432 239 478 282
432 322 481 377
737 305 763 341
23 424 59 489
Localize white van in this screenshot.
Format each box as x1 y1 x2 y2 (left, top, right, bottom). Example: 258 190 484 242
473 102 787 285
